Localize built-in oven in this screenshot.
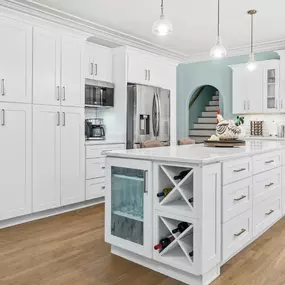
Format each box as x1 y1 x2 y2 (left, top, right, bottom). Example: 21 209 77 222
85 80 114 108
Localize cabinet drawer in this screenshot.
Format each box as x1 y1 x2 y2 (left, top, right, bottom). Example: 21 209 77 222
253 151 281 174
86 177 105 200
86 144 125 159
222 178 252 223
222 209 252 262
86 158 105 179
253 195 281 237
253 167 281 205
222 157 252 185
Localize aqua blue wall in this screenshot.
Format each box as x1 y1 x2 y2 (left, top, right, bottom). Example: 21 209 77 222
177 51 280 139
189 85 217 130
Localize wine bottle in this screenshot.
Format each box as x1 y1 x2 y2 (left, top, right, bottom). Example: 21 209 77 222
172 222 189 234
174 170 190 181
157 188 172 198
154 235 175 251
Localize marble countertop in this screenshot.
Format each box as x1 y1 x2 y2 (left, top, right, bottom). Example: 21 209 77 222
85 140 125 145
107 140 285 165
245 136 285 141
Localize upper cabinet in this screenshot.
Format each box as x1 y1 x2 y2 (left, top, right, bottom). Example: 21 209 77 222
127 49 177 90
0 17 32 104
231 59 280 114
33 28 84 107
84 42 112 83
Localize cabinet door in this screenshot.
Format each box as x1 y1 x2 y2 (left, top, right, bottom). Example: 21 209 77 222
0 103 32 220
247 64 263 113
93 44 113 82
33 27 61 105
61 36 84 107
105 158 152 258
61 107 85 206
232 65 248 114
84 43 94 80
127 52 149 85
33 105 61 212
263 60 280 113
0 17 32 103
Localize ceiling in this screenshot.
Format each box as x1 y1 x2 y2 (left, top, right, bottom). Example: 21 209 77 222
17 0 285 59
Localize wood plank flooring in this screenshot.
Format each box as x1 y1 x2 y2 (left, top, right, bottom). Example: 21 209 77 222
1 205 285 285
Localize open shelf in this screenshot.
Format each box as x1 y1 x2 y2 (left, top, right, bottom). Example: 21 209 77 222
113 174 144 182
112 209 143 222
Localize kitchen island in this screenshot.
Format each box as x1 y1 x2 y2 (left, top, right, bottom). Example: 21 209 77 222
105 141 285 285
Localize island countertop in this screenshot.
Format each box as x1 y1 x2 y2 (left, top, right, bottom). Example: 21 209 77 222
106 140 285 165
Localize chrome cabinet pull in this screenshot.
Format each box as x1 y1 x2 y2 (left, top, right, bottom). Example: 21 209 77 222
145 70 147 80
265 160 274 164
62 86 66 101
247 100 250 110
144 170 148 193
234 229 246 237
281 99 284 109
101 186 105 190
265 209 274 216
233 168 246 173
95 63 98 76
62 112 66 126
234 195 246 201
148 70 151 81
57 86 60 101
265 182 274 187
244 101 246 111
57 111 60 126
91 63 94 75
1 79 4 96
1 109 5 126
101 166 106 169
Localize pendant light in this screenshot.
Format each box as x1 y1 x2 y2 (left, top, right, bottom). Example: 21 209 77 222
152 0 173 36
247 10 257 71
210 0 227 58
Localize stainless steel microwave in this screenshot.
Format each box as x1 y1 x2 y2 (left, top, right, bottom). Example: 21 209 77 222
85 80 114 108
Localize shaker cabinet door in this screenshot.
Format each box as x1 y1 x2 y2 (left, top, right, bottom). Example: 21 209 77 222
0 17 32 103
61 36 84 107
60 107 85 206
33 105 61 212
0 103 32 220
33 27 61 105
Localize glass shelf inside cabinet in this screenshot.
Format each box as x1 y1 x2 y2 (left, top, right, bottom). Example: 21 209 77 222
111 166 145 245
157 165 194 213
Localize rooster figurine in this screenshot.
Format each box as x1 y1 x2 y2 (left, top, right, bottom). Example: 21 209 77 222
216 114 244 140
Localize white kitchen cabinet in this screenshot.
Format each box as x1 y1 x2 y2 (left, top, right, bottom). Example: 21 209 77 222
33 27 61 105
263 60 280 113
84 42 112 82
231 63 263 114
33 105 61 212
61 36 84 107
105 157 153 258
61 107 85 206
33 30 84 107
0 17 32 104
0 103 32 220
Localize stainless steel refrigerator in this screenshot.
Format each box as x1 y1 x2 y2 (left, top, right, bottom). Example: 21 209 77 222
126 84 170 149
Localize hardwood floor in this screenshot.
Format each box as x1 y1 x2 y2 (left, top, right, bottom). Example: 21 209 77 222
1 205 285 285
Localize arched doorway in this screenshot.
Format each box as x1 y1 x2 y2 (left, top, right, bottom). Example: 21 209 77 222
188 85 220 143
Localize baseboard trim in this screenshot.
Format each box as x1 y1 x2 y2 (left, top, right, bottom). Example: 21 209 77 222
0 197 104 229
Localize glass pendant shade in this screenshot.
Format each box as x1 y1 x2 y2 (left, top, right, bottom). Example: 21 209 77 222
210 36 227 58
247 53 257 71
152 15 173 36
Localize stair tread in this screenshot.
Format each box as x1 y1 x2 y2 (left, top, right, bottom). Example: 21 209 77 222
190 128 216 131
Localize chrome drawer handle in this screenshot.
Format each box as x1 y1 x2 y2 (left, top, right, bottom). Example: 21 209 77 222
234 195 246 201
233 168 246 173
234 229 246 237
265 182 274 187
101 166 106 169
265 209 274 216
265 160 274 164
1 79 4 96
101 186 105 189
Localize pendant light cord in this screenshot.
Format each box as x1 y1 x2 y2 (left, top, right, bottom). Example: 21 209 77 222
217 0 220 37
251 14 253 54
161 0 164 16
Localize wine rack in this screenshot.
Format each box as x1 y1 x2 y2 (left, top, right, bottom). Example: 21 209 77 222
154 163 197 218
154 212 197 274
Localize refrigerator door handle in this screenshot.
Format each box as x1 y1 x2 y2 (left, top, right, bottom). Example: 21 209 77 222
155 93 160 137
152 93 157 137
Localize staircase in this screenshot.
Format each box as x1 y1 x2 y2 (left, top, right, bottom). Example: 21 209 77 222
189 93 219 143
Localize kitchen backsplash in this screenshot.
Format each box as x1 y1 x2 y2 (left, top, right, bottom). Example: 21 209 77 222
242 114 285 137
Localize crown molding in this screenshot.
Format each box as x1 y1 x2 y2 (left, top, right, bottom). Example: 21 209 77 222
183 39 285 64
0 0 186 62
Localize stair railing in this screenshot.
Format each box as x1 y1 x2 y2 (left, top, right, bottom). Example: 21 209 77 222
188 86 206 109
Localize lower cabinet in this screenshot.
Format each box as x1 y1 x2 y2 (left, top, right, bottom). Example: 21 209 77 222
33 105 84 212
105 157 152 258
0 103 32 220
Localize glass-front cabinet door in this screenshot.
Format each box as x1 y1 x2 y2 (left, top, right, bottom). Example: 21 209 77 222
263 60 280 113
105 157 152 258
